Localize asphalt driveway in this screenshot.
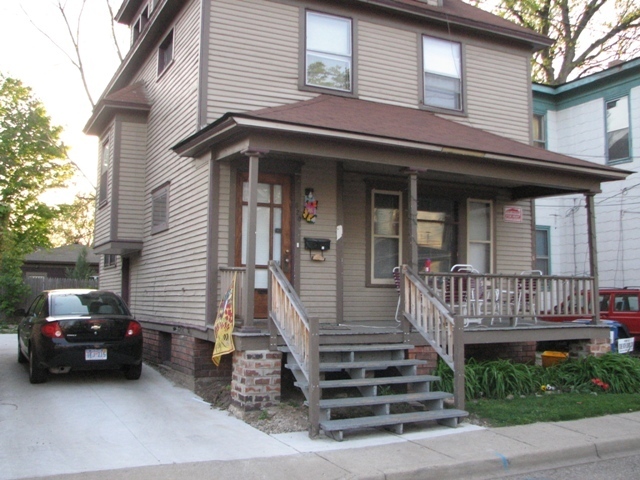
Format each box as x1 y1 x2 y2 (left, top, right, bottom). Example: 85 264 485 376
0 334 298 480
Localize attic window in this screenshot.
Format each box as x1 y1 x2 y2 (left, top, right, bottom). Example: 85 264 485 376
158 29 174 76
132 5 149 43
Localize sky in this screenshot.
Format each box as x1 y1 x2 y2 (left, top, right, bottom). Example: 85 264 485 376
0 0 129 203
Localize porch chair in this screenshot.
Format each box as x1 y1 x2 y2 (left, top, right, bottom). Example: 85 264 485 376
449 264 484 327
516 270 543 321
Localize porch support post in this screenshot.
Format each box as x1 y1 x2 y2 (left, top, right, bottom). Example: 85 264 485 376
241 149 266 329
453 315 465 411
585 192 600 325
408 170 419 272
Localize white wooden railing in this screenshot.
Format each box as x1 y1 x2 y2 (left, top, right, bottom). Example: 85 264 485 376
267 261 320 437
421 271 595 323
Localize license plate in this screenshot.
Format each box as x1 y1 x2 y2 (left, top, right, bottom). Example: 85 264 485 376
85 349 107 361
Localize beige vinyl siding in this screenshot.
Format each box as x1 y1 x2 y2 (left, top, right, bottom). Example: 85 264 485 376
461 45 531 143
116 119 146 242
357 21 419 107
94 124 114 248
99 256 121 294
123 0 208 327
217 162 232 266
206 0 314 122
341 172 397 325
298 160 338 323
495 197 534 273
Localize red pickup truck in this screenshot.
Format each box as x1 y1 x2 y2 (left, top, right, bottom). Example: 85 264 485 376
546 287 640 344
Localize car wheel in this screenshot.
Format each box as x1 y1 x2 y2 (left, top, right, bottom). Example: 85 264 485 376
124 363 142 380
18 341 28 364
29 348 48 384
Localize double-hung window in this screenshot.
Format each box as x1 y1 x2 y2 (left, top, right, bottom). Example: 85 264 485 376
606 96 630 163
305 11 352 92
467 200 492 273
371 190 401 284
423 36 462 111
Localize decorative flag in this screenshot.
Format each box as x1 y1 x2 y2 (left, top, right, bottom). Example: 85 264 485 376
212 272 236 366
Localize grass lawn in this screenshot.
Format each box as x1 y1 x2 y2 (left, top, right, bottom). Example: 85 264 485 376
466 393 640 427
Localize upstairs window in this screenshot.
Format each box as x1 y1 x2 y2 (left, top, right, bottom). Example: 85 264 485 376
151 184 169 234
305 11 352 92
606 96 630 163
533 114 546 149
423 36 462 111
158 29 174 76
99 141 109 205
132 5 149 43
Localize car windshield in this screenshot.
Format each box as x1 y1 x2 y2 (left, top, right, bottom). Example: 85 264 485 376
51 293 130 317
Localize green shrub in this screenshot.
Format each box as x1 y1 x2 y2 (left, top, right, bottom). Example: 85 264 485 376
434 353 640 400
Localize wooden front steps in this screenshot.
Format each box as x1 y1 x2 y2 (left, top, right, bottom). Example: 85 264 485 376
281 342 468 441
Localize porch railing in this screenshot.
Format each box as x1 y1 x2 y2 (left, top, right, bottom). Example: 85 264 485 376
420 271 596 324
267 261 320 437
399 266 465 410
219 267 246 319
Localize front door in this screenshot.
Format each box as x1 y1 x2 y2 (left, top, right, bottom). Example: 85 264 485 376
235 173 293 319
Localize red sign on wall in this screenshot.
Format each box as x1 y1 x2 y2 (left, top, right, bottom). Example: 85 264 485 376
504 206 523 223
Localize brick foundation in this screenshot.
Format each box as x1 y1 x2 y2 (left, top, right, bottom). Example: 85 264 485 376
407 345 439 375
229 350 282 415
142 329 232 391
568 338 611 359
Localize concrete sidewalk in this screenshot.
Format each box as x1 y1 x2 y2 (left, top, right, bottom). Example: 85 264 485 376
19 412 640 480
3 334 640 480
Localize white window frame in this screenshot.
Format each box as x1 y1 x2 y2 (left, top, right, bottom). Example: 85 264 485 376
132 4 149 43
151 183 170 234
466 199 493 274
371 189 402 285
606 96 630 164
305 11 352 92
158 29 174 76
99 140 109 206
533 113 546 149
423 35 463 112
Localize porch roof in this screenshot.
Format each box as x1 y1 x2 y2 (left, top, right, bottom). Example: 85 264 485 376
173 95 629 195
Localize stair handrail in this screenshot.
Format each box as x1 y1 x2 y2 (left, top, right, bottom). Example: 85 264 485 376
268 260 320 437
400 265 465 410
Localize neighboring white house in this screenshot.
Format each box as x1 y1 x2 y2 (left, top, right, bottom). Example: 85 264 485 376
533 58 640 286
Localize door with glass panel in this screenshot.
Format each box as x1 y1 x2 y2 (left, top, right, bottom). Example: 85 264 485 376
236 173 292 319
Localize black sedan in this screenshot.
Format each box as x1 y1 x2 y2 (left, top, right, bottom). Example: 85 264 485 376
17 289 143 384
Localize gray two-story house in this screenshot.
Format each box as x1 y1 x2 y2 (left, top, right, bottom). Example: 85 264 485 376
86 0 627 438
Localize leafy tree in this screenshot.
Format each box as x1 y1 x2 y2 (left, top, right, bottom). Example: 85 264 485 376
50 193 95 247
470 0 640 84
67 246 95 280
0 74 73 314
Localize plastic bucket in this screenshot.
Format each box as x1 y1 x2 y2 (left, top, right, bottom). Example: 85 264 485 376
541 351 568 368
